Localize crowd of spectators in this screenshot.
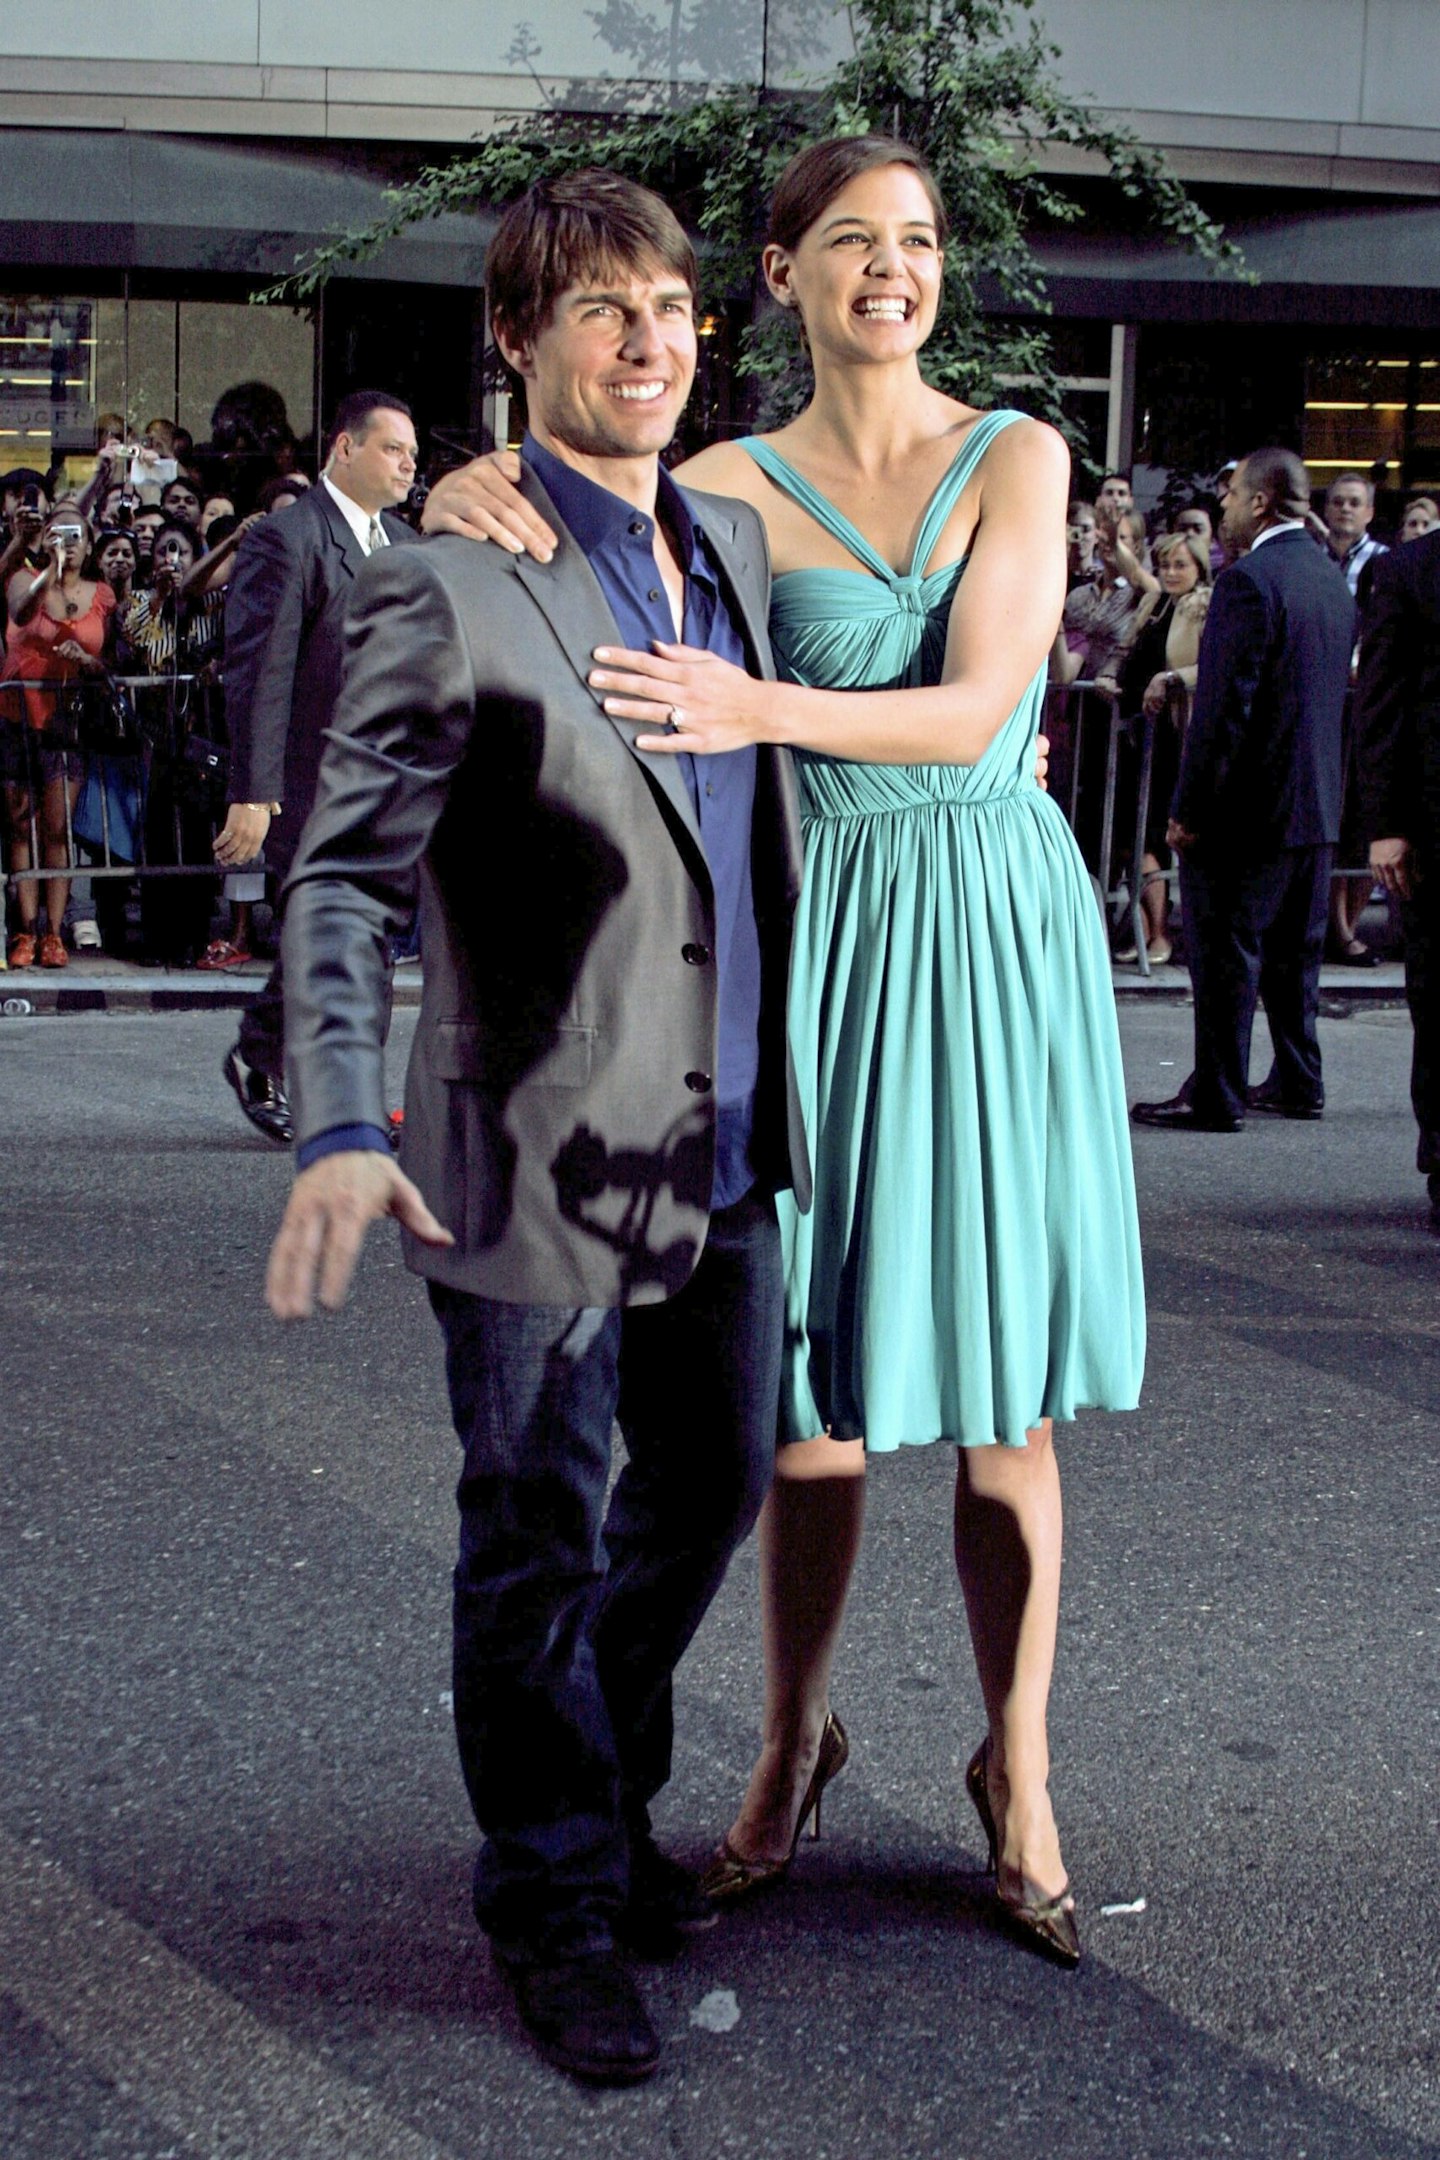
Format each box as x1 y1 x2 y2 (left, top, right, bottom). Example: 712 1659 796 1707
1048 462 1438 970
3 413 1434 979
0 381 429 973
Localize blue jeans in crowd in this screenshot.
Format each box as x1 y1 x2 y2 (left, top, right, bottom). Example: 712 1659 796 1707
427 1184 783 1967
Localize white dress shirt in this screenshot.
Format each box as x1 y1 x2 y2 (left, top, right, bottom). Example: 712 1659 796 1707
322 473 388 553
1248 518 1307 554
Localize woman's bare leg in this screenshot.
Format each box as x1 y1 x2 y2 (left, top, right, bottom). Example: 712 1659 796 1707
1139 852 1168 947
723 1436 865 1865
38 769 77 934
5 781 38 932
953 1421 1070 1900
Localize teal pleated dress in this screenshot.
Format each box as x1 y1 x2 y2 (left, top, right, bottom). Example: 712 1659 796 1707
743 411 1146 1451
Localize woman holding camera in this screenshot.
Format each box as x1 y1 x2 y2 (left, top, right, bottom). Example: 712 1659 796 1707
2 506 113 965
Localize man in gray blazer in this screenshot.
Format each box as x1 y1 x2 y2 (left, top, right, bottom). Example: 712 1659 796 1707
266 173 808 2086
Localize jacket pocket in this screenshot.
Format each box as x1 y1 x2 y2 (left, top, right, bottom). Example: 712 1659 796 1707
430 1018 595 1089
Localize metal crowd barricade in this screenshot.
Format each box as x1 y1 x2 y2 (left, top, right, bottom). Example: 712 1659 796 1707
1054 675 1188 980
0 670 231 897
1055 675 1386 979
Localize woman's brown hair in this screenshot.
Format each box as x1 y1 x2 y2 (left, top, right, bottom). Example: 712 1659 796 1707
767 135 950 254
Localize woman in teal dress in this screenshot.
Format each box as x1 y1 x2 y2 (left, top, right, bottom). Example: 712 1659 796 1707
445 136 1145 1963
589 137 1144 1966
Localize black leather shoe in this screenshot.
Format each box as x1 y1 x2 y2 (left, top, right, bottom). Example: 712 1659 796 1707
222 1046 294 1145
617 1835 719 1958
1131 1093 1242 1134
502 1952 660 2085
1246 1080 1323 1120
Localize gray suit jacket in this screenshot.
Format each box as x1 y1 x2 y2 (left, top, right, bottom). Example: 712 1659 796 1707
282 470 810 1308
222 483 420 876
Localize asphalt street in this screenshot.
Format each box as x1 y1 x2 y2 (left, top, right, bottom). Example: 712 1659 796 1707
1 998 1436 2160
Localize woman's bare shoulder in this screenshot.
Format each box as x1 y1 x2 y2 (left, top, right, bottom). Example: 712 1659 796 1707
672 439 768 504
981 411 1071 481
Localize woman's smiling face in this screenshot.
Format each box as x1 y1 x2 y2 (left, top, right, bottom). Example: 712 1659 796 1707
764 163 945 368
1156 541 1200 596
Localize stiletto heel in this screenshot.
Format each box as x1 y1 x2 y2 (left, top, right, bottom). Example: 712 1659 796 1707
700 1712 849 1904
964 1734 1081 1969
964 1738 999 1873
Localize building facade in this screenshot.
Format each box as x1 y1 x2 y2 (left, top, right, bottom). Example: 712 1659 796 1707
2 0 1439 507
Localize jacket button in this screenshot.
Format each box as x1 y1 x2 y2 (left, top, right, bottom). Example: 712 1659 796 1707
684 1070 712 1093
682 943 711 966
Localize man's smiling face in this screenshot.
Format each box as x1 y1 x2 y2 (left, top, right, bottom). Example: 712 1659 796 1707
500 262 698 470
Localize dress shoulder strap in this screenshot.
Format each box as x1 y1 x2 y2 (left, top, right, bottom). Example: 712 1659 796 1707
908 409 1026 578
738 439 897 582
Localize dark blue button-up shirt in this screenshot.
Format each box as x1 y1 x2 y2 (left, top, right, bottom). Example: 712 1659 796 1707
300 438 764 1213
525 435 762 1209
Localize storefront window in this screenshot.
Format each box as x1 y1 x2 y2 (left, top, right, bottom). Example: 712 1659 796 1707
0 289 314 494
1303 354 1440 492
0 296 98 471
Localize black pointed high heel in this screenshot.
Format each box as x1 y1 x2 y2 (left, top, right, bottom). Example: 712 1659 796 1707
699 1711 849 1905
964 1736 1081 1969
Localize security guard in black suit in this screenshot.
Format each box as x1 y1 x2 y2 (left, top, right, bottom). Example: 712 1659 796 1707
1133 447 1356 1133
215 391 421 1141
1353 524 1440 1229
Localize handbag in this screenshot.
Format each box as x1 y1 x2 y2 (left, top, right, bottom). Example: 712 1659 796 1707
79 673 138 756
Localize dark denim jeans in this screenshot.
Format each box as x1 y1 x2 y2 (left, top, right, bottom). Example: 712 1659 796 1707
428 1185 783 1966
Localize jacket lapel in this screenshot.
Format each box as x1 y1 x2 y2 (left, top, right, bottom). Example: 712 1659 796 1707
679 489 778 687
508 469 706 860
315 481 368 582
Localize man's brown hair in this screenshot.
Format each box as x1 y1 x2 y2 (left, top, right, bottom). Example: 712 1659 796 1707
485 170 698 358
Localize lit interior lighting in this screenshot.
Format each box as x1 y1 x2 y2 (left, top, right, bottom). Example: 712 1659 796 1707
1305 401 1368 411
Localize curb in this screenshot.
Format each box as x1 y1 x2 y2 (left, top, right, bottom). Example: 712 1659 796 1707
0 964 1409 1018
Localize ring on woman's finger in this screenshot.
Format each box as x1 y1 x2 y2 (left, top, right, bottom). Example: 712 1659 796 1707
666 706 686 732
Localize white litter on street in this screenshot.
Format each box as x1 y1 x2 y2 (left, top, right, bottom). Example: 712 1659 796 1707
1099 1897 1147 1916
690 1989 741 2033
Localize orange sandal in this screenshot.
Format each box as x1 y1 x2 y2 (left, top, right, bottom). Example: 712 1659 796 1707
196 940 253 972
38 932 68 968
8 932 36 968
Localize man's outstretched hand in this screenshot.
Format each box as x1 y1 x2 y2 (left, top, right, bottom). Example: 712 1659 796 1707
267 1151 453 1319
